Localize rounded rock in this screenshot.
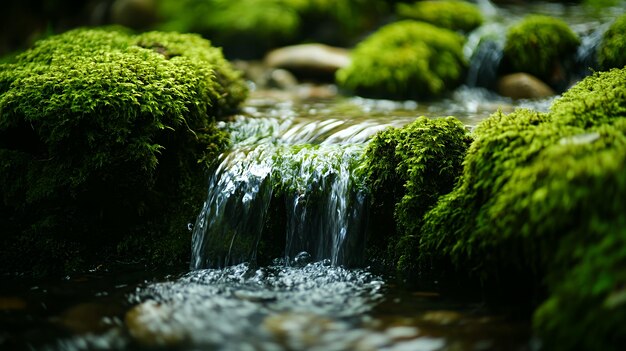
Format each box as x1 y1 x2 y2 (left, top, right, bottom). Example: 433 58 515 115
497 73 555 99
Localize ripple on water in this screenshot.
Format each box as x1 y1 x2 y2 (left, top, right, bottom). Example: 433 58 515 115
39 262 442 351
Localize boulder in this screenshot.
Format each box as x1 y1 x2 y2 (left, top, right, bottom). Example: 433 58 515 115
265 44 351 81
497 73 555 99
125 301 187 347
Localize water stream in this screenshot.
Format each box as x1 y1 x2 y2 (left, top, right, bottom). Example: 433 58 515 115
2 2 625 350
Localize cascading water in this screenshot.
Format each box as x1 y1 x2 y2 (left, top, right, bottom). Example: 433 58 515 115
189 97 415 270
190 142 369 269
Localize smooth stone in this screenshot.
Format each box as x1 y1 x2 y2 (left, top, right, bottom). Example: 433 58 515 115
263 313 338 348
264 44 351 81
497 73 555 99
125 301 187 347
57 302 119 333
421 310 464 325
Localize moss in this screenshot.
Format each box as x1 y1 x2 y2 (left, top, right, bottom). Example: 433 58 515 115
598 13 626 71
550 68 626 128
420 69 626 281
0 27 246 275
534 216 626 351
396 0 483 33
503 15 580 82
361 116 471 272
414 67 626 348
419 109 572 281
336 20 467 100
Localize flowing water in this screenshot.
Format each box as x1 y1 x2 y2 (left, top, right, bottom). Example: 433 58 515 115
1 92 547 351
2 2 625 350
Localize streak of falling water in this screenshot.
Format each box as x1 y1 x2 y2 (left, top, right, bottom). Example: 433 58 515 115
191 142 369 270
190 97 421 270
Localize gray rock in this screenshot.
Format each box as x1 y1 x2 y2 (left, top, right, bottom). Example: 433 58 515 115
497 73 555 99
265 44 351 81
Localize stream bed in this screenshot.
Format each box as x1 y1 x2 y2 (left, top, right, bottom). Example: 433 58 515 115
2 2 626 350
1 89 549 351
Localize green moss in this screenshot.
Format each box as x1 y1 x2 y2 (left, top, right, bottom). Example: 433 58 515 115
420 109 573 280
396 0 484 33
336 20 467 99
598 13 626 71
534 217 626 351
550 68 626 128
361 116 471 272
421 68 626 279
503 15 580 81
413 67 626 349
0 27 246 275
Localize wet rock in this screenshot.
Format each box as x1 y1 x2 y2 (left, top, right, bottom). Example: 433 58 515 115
421 310 464 325
385 326 420 341
263 313 339 349
265 44 351 81
125 301 187 347
497 73 555 99
58 302 120 334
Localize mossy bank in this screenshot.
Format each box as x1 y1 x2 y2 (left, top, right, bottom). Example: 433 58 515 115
0 27 248 276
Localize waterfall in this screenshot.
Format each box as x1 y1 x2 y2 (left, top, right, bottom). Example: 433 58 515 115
464 23 506 89
191 142 368 270
190 97 420 270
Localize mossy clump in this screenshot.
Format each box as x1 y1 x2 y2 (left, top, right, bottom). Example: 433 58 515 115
417 67 626 349
396 0 484 33
598 13 626 71
0 27 247 275
550 66 626 128
336 20 467 100
361 116 471 271
419 109 570 282
503 15 580 82
533 217 626 351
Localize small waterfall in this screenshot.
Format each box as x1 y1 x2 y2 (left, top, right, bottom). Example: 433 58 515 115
191 142 369 270
190 146 275 269
191 98 419 270
464 23 506 89
573 21 611 79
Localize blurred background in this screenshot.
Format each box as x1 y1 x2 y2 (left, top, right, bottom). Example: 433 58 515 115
0 0 402 58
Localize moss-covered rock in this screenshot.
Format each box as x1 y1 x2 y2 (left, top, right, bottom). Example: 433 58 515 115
336 20 467 100
396 0 484 33
550 65 626 128
361 116 471 271
0 27 247 275
416 67 626 349
503 15 580 83
534 217 626 351
419 109 570 282
598 13 626 71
